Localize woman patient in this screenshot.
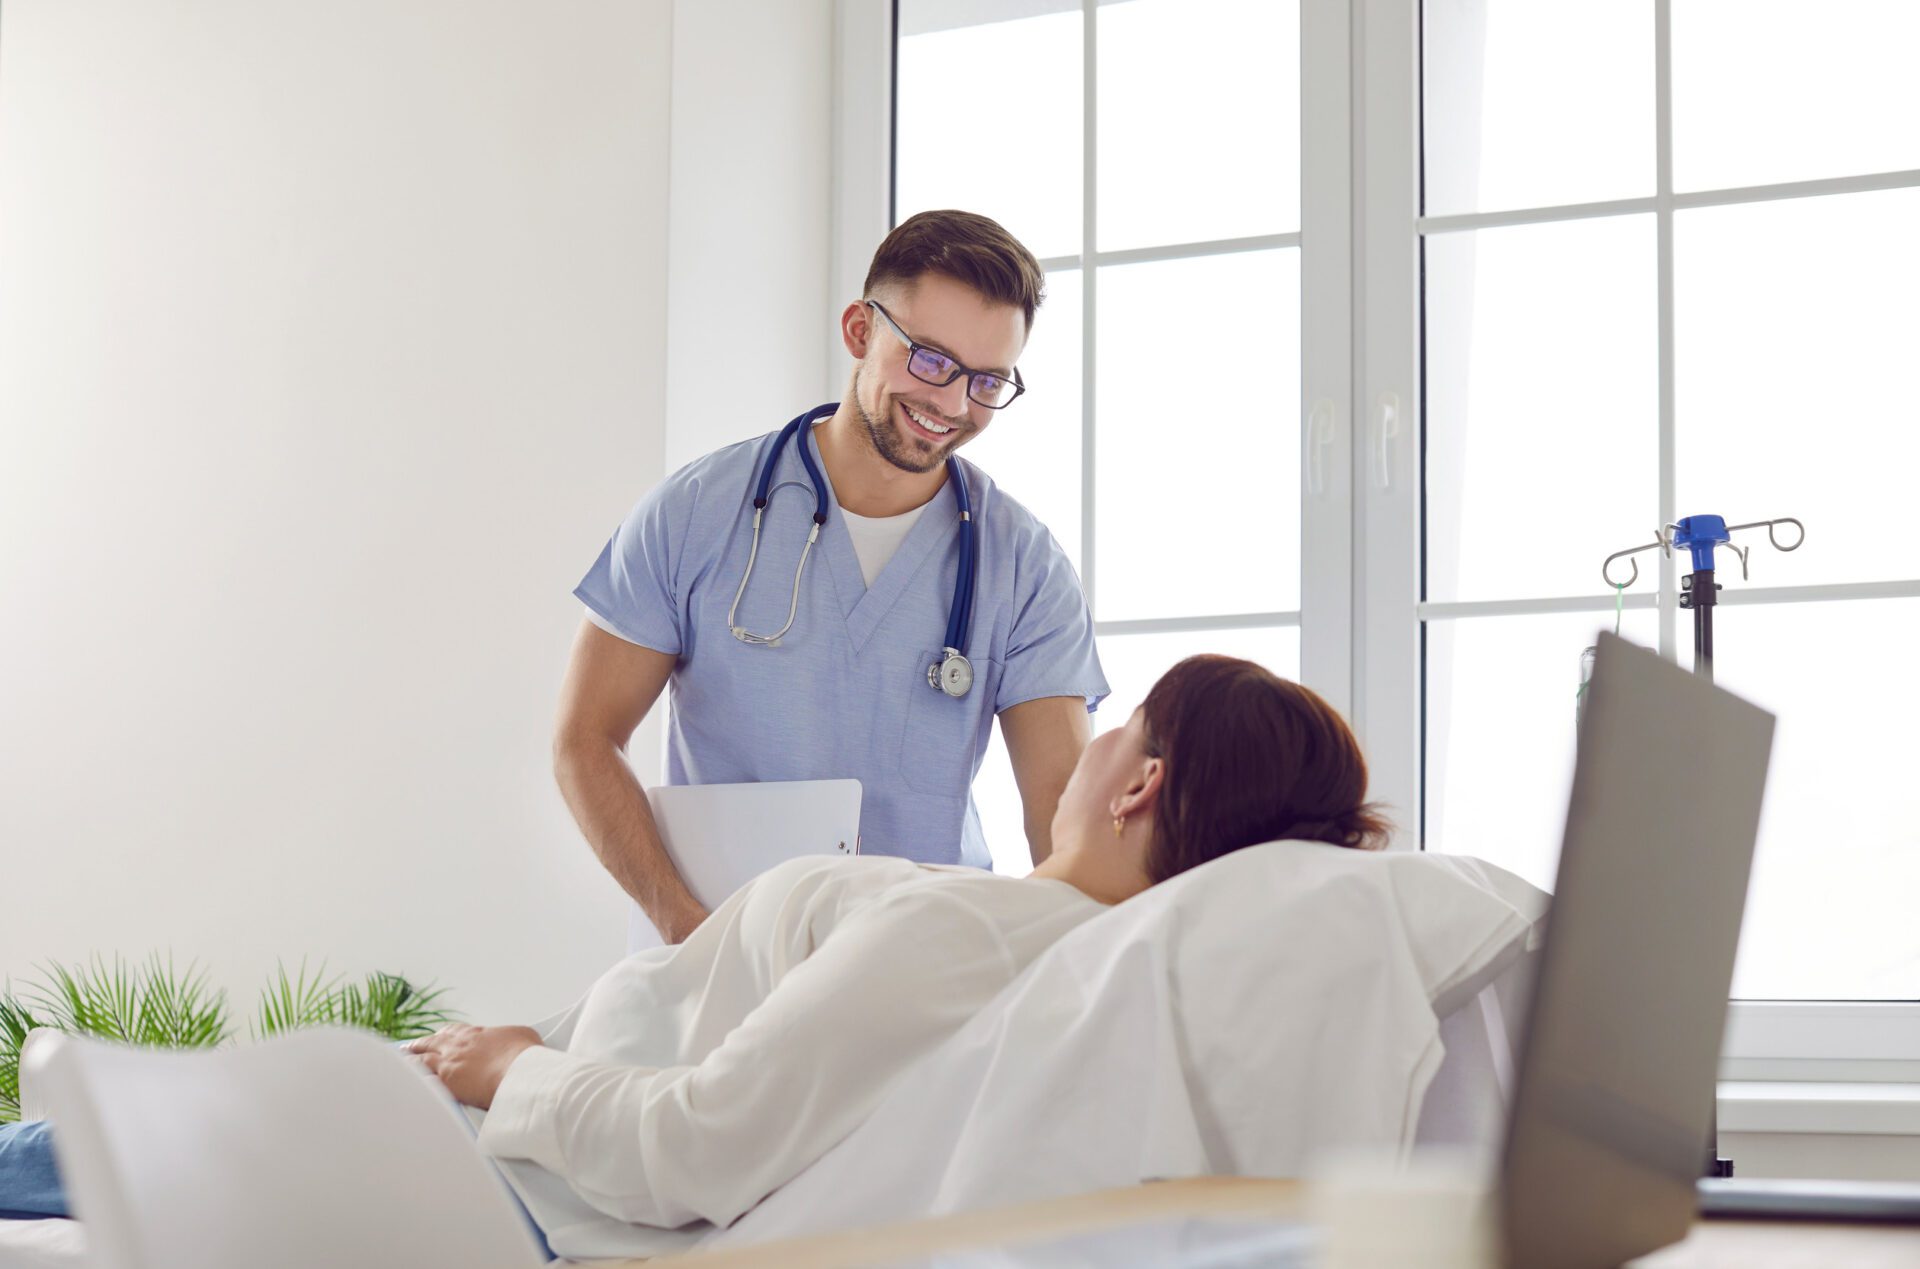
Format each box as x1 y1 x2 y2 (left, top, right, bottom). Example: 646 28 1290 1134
0 655 1385 1236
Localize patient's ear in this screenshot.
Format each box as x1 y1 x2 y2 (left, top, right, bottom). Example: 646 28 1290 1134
1112 756 1164 822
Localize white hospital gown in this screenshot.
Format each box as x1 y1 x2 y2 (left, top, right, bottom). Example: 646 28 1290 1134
477 855 1103 1233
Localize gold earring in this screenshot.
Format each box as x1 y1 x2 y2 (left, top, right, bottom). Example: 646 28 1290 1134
1113 814 1126 837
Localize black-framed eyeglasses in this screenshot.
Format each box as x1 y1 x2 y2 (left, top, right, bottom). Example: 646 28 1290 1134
865 300 1026 410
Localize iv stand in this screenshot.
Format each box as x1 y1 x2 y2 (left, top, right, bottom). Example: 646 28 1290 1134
1599 513 1805 1178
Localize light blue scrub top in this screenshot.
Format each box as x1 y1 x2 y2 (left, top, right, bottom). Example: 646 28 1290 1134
576 423 1109 869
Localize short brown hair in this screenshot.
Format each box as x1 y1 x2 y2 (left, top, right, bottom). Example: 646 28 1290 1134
863 210 1047 329
1141 655 1390 883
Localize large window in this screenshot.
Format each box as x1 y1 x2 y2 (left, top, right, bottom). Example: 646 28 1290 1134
881 1 1920 1032
1419 0 1920 1005
895 0 1312 873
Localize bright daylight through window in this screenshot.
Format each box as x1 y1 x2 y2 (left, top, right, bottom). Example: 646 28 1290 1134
1422 0 1920 1001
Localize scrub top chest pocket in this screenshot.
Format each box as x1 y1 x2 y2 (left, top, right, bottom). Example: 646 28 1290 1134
900 649 1001 796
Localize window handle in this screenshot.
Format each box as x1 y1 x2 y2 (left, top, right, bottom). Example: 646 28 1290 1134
1305 398 1336 497
1373 392 1401 492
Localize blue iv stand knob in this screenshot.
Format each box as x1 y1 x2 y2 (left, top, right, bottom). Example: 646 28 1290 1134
1670 515 1731 573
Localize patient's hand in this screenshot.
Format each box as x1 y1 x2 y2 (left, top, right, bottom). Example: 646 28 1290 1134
408 1024 543 1110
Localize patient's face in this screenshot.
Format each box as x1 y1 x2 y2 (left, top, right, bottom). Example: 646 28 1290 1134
1054 708 1151 841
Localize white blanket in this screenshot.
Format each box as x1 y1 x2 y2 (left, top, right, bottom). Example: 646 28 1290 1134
0 844 1543 1266
711 842 1543 1249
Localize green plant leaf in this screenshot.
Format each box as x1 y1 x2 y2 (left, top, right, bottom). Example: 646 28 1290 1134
0 954 452 1116
134 954 228 1049
341 972 456 1041
22 954 230 1051
0 956 231 1123
251 959 344 1041
252 963 455 1042
0 990 48 1126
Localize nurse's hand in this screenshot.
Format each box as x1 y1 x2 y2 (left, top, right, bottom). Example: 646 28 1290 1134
658 897 711 945
407 1023 543 1110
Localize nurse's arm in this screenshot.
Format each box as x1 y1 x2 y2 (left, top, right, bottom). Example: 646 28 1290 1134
552 619 709 943
999 695 1093 867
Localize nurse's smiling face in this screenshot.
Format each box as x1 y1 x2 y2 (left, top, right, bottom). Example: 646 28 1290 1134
848 272 1028 475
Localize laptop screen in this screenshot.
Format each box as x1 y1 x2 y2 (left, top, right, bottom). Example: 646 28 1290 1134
1498 632 1774 1269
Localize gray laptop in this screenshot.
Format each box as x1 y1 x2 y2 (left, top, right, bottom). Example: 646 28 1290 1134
1501 632 1920 1269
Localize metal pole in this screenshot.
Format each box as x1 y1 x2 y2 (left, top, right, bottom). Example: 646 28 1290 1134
1694 587 1714 684
1681 566 1730 1176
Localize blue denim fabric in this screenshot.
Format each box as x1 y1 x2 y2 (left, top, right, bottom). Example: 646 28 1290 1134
0 1120 69 1220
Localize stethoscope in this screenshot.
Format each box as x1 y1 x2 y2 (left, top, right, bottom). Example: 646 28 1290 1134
727 402 979 698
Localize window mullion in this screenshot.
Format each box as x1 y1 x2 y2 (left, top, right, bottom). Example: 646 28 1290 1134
1656 0 1678 660
1299 0 1355 720
1080 0 1098 611
1355 0 1423 843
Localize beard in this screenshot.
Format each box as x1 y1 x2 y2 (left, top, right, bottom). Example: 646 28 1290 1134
855 364 967 475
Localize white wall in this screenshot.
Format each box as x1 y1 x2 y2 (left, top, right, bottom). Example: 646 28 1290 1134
662 0 840 471
0 0 676 1026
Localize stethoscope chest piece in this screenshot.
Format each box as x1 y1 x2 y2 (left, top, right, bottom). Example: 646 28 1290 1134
929 648 974 698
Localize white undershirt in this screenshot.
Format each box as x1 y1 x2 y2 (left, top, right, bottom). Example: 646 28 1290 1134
839 501 931 588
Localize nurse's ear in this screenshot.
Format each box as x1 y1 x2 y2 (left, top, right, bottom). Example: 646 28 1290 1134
841 299 876 359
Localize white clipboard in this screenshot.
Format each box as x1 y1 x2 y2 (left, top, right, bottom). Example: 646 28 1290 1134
626 778 862 952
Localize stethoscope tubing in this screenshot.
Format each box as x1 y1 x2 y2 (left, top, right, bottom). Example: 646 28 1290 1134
944 463 977 654
733 402 976 662
756 407 833 522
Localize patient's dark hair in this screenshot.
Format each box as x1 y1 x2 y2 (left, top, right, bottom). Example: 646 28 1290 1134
1141 655 1389 883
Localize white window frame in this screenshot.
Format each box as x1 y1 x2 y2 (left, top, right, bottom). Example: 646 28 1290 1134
846 0 1919 1075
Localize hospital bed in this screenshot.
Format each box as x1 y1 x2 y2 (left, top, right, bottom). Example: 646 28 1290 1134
0 840 1544 1268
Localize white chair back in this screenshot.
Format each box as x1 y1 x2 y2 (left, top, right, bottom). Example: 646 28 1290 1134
19 1028 544 1269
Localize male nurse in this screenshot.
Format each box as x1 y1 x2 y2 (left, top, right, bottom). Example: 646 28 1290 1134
554 210 1107 942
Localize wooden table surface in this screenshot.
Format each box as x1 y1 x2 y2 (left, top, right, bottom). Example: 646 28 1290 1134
613 1176 1920 1269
